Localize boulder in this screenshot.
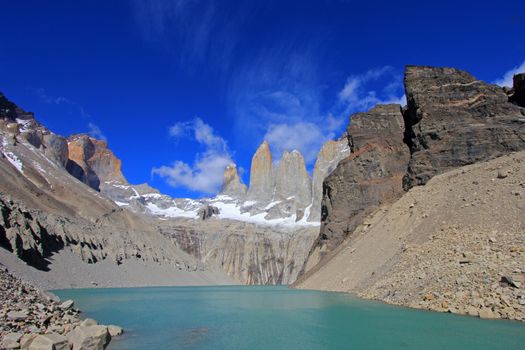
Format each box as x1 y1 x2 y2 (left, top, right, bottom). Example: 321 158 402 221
2 332 22 349
197 204 220 220
59 299 74 310
7 311 28 321
402 66 525 190
80 318 98 327
107 325 123 337
28 333 69 350
20 334 37 349
67 325 111 350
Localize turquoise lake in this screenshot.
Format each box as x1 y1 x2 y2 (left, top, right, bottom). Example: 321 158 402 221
53 286 525 350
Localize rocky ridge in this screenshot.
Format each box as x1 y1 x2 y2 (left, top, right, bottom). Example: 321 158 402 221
0 93 323 286
295 151 525 321
295 66 525 321
302 104 409 272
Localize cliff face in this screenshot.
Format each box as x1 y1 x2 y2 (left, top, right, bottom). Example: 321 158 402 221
403 66 525 190
161 220 318 285
246 141 274 202
304 104 409 269
67 134 127 191
274 150 312 207
510 73 525 107
294 151 525 322
295 66 525 322
308 139 351 222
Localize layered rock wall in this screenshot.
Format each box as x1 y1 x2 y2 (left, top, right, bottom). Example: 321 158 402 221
311 105 409 260
403 66 525 189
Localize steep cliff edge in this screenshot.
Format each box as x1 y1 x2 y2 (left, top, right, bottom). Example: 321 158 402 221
294 66 525 321
308 138 351 222
67 134 127 191
302 104 409 272
294 151 525 321
403 66 525 189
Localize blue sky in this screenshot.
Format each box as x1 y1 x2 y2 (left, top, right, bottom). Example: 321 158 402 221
1 0 524 198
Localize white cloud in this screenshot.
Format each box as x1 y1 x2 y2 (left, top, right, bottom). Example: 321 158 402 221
264 122 337 165
152 118 232 194
493 60 525 87
338 66 406 112
87 122 107 141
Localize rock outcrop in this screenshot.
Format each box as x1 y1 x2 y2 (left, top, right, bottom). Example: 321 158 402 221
510 73 525 107
308 138 351 222
1 93 69 167
274 150 312 207
305 104 409 269
220 164 247 197
66 134 127 191
0 264 121 349
403 66 525 190
246 141 274 202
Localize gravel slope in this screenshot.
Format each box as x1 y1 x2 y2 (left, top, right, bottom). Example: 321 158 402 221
294 151 525 321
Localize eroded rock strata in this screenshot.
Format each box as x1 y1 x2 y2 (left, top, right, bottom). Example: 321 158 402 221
295 66 525 322
304 104 409 271
403 66 525 190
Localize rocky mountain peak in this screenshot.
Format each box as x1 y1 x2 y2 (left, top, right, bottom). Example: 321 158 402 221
220 163 247 197
246 140 274 202
274 149 311 206
66 134 127 191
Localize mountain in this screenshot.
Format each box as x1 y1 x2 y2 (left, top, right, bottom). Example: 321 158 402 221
0 96 228 289
220 164 247 197
1 92 346 286
294 66 525 322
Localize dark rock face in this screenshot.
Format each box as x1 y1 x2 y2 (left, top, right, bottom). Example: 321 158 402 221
403 66 525 190
510 73 525 108
198 204 220 220
317 104 410 252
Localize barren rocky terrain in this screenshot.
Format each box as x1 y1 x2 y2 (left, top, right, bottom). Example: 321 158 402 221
0 263 123 349
295 151 525 321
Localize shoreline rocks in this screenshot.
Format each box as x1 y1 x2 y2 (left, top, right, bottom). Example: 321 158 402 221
0 264 122 349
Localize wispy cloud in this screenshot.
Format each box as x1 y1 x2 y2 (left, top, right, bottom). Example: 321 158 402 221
131 0 257 73
87 122 107 141
493 60 525 87
228 44 405 167
338 66 406 113
32 87 107 141
152 118 232 194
